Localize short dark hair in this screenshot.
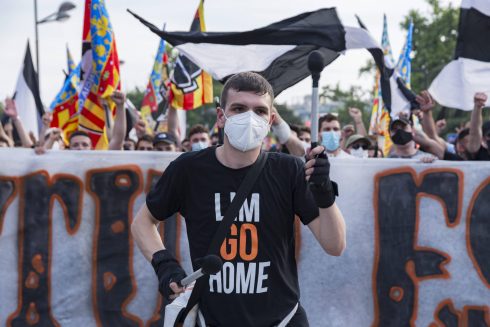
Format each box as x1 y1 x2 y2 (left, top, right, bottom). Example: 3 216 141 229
188 124 209 139
220 72 274 108
299 126 311 134
69 131 90 143
136 134 154 148
318 113 339 131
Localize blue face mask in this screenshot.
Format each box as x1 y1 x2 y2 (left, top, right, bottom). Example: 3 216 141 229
192 141 209 152
321 131 341 152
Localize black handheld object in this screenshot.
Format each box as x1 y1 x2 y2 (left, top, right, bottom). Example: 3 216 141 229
307 51 325 146
178 255 223 287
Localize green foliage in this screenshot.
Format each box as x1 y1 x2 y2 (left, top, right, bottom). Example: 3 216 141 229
400 0 459 91
320 83 372 127
126 87 145 109
274 103 303 126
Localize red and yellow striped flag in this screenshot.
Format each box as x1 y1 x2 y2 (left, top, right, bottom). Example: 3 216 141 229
78 0 120 149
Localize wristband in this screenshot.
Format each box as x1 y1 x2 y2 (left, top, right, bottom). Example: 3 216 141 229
271 120 291 144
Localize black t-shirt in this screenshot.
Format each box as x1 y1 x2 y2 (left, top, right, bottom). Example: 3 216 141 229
146 147 319 327
443 150 464 161
471 146 490 161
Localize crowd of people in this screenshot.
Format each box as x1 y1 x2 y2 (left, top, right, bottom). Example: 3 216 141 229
0 88 488 162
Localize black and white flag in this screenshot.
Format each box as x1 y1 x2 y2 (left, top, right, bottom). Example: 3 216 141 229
429 0 490 110
129 8 394 110
14 42 44 137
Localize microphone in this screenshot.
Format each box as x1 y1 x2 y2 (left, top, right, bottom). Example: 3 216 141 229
307 50 325 148
178 255 223 287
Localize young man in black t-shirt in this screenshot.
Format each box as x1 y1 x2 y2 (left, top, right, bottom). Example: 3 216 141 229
131 72 346 326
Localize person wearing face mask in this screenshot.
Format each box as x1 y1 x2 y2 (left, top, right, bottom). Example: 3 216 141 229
318 113 352 158
131 72 346 327
188 124 211 151
388 117 436 160
345 134 371 159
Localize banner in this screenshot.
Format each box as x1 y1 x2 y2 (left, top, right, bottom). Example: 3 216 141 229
0 149 489 326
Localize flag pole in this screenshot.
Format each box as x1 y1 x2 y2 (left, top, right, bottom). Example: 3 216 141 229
307 51 325 148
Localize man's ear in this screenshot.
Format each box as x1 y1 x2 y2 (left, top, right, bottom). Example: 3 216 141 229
217 107 226 129
270 112 276 126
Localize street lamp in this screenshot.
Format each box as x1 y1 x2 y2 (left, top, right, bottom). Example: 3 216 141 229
34 1 76 92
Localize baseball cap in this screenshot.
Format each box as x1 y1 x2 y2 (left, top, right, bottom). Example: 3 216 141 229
389 117 412 132
345 134 371 149
153 132 177 145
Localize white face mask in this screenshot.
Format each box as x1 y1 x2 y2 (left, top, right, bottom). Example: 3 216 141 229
191 141 208 152
350 147 369 158
223 110 270 152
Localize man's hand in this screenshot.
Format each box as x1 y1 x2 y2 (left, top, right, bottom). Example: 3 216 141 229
305 145 336 208
4 97 19 119
42 112 53 128
348 107 363 123
111 91 126 109
435 119 447 134
474 92 488 110
416 91 435 113
134 118 147 138
151 250 186 302
49 128 63 142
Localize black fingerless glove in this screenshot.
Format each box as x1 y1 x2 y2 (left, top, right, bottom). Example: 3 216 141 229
308 152 339 208
151 249 187 302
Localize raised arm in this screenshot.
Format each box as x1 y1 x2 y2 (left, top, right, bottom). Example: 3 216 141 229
416 91 446 149
4 97 33 148
271 106 305 157
348 107 367 136
467 92 487 154
108 91 126 150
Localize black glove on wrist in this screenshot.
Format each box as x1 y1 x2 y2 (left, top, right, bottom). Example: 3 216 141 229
308 151 338 208
151 249 187 302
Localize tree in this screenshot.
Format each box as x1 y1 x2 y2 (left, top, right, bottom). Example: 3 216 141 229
400 0 459 92
320 83 372 128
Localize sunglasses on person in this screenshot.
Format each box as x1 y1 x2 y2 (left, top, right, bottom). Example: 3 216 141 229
351 143 369 150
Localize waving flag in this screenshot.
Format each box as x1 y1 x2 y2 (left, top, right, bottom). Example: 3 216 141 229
13 42 44 138
130 7 393 110
396 20 413 87
50 62 81 140
66 46 76 75
429 0 490 110
78 0 120 149
140 37 168 133
169 0 213 111
369 15 394 156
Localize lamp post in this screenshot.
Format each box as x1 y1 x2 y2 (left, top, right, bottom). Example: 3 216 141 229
34 0 76 92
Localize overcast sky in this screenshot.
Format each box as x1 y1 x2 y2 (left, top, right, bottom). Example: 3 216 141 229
0 0 459 106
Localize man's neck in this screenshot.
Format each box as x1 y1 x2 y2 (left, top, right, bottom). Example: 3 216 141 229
216 142 261 169
394 142 417 156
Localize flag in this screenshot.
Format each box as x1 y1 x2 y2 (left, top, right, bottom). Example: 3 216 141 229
368 14 395 156
396 20 413 87
78 0 120 149
429 0 490 110
14 42 44 138
168 0 213 111
129 7 393 110
50 62 81 141
66 46 76 75
140 37 167 133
